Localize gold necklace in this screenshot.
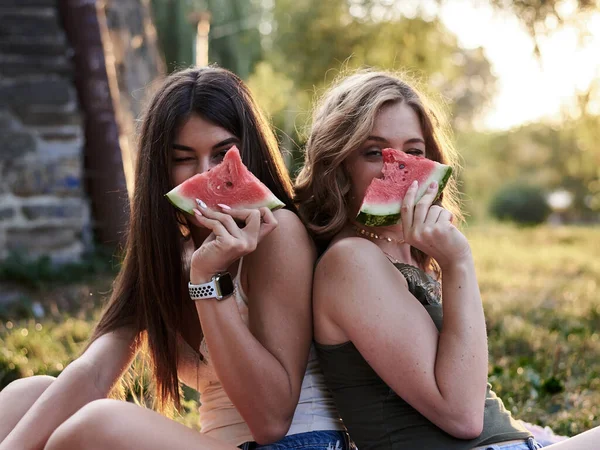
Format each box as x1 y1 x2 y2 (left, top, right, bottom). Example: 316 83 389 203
382 250 401 264
353 224 405 245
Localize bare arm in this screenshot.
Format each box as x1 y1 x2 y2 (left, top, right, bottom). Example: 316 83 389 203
0 327 138 450
434 255 488 436
192 209 315 444
315 238 487 439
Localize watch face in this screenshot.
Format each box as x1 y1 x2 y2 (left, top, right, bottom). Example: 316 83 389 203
215 272 234 298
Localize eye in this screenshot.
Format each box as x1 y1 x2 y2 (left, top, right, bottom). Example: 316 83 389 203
213 147 232 161
364 146 382 157
173 156 195 163
406 149 424 156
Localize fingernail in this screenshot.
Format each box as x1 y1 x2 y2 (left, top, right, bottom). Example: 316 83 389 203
193 208 202 217
196 198 207 209
430 181 438 189
411 180 418 188
217 203 231 210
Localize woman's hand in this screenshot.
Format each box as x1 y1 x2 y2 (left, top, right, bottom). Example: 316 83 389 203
401 181 471 269
189 200 278 283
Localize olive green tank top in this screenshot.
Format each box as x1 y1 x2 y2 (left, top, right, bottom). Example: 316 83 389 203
315 262 531 450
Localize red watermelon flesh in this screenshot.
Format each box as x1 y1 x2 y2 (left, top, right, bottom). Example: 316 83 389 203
165 146 285 214
356 148 452 227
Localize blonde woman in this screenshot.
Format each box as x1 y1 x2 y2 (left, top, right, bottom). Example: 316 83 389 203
295 70 599 450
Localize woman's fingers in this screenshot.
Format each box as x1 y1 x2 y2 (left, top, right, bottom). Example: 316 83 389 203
401 180 418 232
217 206 279 242
225 207 261 238
257 207 279 240
412 181 438 225
215 206 265 252
192 199 280 257
438 209 454 224
193 209 233 240
196 199 242 238
424 205 444 224
188 204 278 277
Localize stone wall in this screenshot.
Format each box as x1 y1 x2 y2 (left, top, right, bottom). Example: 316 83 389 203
0 0 90 263
0 0 165 264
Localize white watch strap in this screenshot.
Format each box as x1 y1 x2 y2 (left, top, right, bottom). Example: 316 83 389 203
188 280 217 300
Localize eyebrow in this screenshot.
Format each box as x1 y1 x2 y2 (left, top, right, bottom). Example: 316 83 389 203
365 136 425 145
172 137 239 152
172 143 195 152
212 137 239 149
365 135 387 143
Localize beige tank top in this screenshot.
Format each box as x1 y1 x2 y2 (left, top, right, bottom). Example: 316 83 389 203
177 257 344 446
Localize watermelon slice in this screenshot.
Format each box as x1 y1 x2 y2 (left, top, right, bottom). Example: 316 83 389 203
165 146 285 214
356 148 452 227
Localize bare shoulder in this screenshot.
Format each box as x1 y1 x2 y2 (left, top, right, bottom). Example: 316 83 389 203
246 209 316 297
314 237 409 309
316 237 390 279
272 208 312 241
272 207 303 224
250 208 316 263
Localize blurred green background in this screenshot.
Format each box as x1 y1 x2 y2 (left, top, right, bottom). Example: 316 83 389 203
149 0 600 224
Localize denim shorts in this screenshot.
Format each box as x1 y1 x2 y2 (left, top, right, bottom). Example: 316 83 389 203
238 430 353 450
481 437 544 450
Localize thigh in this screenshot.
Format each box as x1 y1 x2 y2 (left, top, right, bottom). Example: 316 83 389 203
0 375 55 441
45 398 238 450
541 427 600 449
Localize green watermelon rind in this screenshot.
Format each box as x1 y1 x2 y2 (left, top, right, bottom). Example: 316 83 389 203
165 190 197 215
164 190 285 215
356 165 452 226
355 211 401 227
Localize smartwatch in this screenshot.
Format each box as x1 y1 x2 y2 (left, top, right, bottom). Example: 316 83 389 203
188 272 235 301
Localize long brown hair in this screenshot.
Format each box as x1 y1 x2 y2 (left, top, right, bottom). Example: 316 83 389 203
88 67 295 411
295 70 463 273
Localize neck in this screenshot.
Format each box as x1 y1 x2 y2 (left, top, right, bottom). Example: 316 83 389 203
350 220 404 241
349 221 413 264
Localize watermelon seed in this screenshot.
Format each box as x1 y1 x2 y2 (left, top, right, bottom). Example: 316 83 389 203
402 178 406 181
225 181 233 188
399 164 405 169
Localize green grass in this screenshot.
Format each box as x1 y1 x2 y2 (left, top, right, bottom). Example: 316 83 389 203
1 224 599 435
466 224 600 436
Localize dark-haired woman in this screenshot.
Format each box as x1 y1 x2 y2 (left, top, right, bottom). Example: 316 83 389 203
0 67 347 450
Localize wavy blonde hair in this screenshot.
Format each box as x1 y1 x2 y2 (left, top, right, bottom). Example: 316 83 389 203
295 70 463 272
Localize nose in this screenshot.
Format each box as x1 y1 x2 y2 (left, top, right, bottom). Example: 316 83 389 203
196 157 211 175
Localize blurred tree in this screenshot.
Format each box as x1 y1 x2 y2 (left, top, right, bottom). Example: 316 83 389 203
559 81 600 215
251 0 496 170
269 0 496 126
150 0 262 77
488 0 600 54
490 183 551 225
468 0 600 221
458 103 600 222
151 0 193 72
207 0 262 79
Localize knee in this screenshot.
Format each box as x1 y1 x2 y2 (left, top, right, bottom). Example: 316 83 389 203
0 375 55 402
45 399 124 450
